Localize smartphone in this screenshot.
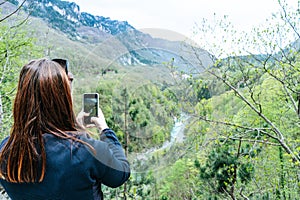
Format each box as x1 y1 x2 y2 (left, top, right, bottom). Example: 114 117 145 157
83 93 99 124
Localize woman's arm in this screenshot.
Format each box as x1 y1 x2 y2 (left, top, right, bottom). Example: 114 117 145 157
77 107 130 187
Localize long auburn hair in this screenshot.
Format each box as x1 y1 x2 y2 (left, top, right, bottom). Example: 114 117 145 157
0 58 79 183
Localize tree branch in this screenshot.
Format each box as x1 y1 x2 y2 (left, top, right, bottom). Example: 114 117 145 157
0 0 27 23
278 0 300 39
190 44 300 162
210 69 299 161
239 188 249 200
0 0 8 6
193 114 271 132
10 9 31 29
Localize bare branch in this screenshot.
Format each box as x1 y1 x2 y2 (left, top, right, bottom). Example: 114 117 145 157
10 9 31 29
0 0 8 6
227 137 280 146
239 188 249 200
260 63 299 115
0 0 27 23
191 113 282 145
200 134 281 147
278 0 300 39
0 43 10 85
190 42 300 162
209 69 300 161
192 114 271 132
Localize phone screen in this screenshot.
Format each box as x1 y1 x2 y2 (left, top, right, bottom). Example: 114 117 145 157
83 93 99 124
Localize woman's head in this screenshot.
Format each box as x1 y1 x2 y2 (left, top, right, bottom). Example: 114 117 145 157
0 58 77 183
15 58 77 133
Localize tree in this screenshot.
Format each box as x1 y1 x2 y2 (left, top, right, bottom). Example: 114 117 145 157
184 0 300 198
197 140 255 199
159 158 199 199
193 0 300 163
0 0 27 23
0 1 41 137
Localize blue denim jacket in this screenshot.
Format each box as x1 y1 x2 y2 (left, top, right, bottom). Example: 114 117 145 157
0 129 130 200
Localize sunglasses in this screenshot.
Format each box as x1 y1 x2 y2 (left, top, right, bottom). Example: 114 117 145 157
52 58 69 75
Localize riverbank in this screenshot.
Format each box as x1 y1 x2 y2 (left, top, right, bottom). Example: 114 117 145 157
130 113 190 166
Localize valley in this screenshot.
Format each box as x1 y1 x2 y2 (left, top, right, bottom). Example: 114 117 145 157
1 0 300 199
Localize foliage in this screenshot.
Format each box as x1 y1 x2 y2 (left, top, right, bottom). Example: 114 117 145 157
198 141 254 198
158 158 199 200
90 79 180 152
140 1 300 199
0 19 42 139
1 0 300 199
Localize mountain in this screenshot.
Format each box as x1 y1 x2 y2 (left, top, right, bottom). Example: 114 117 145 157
5 0 213 74
6 0 134 41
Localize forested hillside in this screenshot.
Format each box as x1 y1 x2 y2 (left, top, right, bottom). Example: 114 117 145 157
0 0 300 199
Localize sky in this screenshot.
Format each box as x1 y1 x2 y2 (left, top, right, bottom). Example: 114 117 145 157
71 0 298 55
70 0 297 37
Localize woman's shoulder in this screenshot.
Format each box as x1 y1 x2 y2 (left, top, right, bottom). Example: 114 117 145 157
43 132 107 159
43 133 100 166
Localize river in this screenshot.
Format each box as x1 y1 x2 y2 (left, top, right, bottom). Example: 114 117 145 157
0 113 190 199
131 113 190 163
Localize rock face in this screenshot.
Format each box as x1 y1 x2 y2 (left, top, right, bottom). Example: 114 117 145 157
9 0 135 37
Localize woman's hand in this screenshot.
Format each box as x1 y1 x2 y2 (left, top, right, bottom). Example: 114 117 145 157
76 110 88 129
76 107 109 132
90 107 109 132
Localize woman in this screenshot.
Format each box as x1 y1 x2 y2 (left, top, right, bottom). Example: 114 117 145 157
0 58 130 199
